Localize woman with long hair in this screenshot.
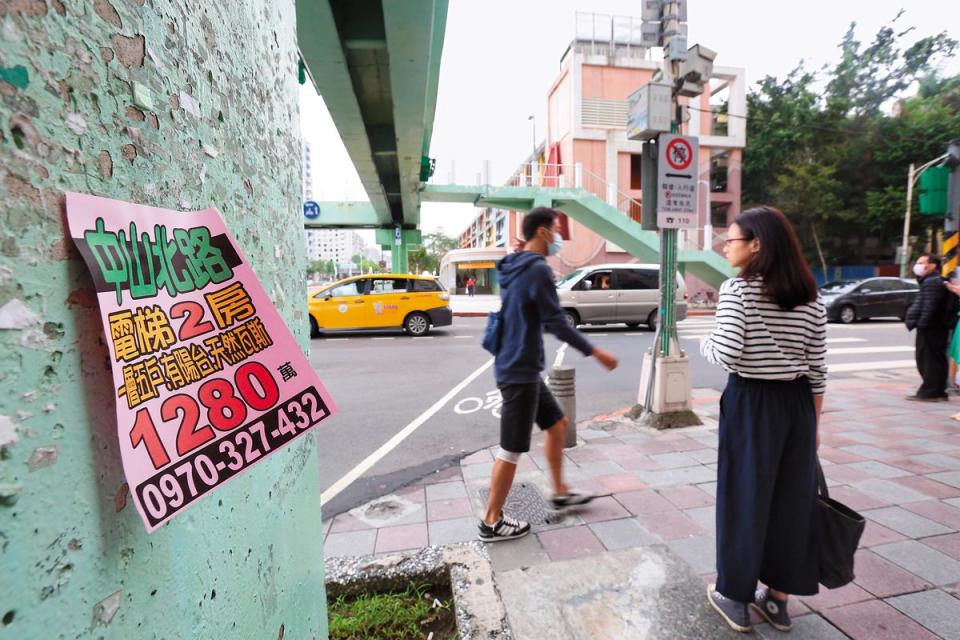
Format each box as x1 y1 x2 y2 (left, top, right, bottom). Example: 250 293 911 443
701 206 827 633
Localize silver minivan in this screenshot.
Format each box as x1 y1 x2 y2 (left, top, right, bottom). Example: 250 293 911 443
556 263 688 330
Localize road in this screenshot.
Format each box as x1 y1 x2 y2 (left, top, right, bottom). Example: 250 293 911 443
310 315 919 517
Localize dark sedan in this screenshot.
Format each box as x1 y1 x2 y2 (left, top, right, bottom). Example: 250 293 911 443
820 277 919 323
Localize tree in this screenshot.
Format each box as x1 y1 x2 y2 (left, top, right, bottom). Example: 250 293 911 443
408 232 459 274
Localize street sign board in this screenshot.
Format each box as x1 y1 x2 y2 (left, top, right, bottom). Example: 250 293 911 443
394 227 402 243
303 200 320 219
627 83 672 141
640 0 661 22
657 134 699 229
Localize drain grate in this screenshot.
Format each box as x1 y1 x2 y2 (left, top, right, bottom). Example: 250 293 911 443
478 482 564 526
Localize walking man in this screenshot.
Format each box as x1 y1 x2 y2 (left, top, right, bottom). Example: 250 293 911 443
905 253 950 402
478 207 619 542
466 276 476 297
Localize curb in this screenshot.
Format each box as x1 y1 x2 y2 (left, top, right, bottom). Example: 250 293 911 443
453 312 490 317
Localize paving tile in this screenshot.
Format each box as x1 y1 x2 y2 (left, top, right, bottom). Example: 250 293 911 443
912 439 960 453
425 481 468 502
800 582 874 611
565 446 609 464
826 485 887 511
634 439 680 455
852 548 931 598
322 519 332 539
428 517 477 546
824 465 875 485
853 478 934 506
537 525 605 561
588 517 660 550
485 532 551 572
683 505 716 535
574 461 625 478
329 512 375 533
893 475 960 500
667 534 716 574
697 481 718 497
837 431 887 445
664 437 711 453
862 506 954 538
461 461 494 481
685 448 718 464
848 461 912 479
902 500 960 530
419 466 462 485
818 447 870 465
461 449 493 465
916 453 960 471
634 508 705 540
887 457 956 476
921 533 960 561
649 451 702 469
841 445 897 460
886 589 960 640
594 473 648 493
576 496 632 524
755 613 849 639
395 485 427 503
324 529 377 558
659 485 715 509
929 471 960 489
374 523 428 554
859 519 909 547
822 599 940 640
614 489 676 515
637 465 716 487
873 539 960 585
427 498 475 522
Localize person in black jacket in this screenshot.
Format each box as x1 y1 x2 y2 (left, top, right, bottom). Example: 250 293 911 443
905 253 949 401
478 208 619 542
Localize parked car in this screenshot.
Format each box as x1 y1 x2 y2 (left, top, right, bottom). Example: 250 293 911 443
308 274 452 337
556 263 688 330
820 277 919 324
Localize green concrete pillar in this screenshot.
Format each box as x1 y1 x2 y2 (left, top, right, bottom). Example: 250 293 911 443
0 2 328 637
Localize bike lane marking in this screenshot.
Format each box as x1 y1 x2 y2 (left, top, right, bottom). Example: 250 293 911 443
321 357 495 505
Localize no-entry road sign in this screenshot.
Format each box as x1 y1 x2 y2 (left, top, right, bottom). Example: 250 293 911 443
657 134 699 229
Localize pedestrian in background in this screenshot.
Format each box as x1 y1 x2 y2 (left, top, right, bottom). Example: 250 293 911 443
904 253 949 402
701 206 826 634
466 276 476 297
947 273 960 395
478 207 618 542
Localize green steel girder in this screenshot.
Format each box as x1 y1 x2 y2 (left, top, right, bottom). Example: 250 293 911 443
297 0 447 229
303 201 380 228
421 184 736 287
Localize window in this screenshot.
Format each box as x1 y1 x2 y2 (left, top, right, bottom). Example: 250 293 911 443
630 154 642 190
369 278 407 294
710 202 731 228
330 281 364 297
615 268 658 290
577 271 612 291
710 150 730 192
411 279 441 292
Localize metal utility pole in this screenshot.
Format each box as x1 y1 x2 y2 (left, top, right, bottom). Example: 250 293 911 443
900 154 949 278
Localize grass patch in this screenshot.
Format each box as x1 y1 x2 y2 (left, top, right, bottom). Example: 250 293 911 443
328 582 458 640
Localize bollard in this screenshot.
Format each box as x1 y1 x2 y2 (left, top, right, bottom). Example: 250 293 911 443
548 365 577 448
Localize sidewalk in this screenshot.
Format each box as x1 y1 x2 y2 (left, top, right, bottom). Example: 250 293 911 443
322 372 960 639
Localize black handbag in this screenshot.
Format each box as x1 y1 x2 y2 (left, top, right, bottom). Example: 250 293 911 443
816 460 866 589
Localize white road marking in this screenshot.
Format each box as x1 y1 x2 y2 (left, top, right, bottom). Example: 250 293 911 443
413 337 434 340
320 357 496 505
372 337 395 341
454 335 475 339
825 338 867 344
828 359 915 372
828 346 913 355
326 338 349 342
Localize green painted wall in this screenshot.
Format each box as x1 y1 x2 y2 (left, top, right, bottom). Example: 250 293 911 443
0 1 327 638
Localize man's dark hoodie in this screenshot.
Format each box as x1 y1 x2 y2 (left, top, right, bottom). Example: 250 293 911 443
494 251 594 384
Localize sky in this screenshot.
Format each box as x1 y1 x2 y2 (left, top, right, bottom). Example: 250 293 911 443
299 0 960 244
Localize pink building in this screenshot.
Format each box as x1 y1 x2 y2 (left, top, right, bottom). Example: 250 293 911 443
453 13 746 296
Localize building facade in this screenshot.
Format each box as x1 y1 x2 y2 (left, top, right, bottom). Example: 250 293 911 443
454 13 746 296
306 228 369 265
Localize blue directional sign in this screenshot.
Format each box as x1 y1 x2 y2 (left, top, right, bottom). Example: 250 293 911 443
303 200 320 219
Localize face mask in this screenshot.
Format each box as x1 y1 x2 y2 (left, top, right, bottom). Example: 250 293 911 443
913 264 928 278
548 232 563 256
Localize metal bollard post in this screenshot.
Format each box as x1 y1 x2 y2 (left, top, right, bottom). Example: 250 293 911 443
548 365 577 448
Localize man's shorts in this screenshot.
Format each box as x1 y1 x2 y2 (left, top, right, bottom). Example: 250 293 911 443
498 378 565 453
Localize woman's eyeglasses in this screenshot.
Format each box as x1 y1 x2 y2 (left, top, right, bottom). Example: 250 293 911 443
723 237 750 246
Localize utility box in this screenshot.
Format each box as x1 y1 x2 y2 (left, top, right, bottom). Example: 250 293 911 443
627 83 673 141
638 352 692 414
919 165 950 216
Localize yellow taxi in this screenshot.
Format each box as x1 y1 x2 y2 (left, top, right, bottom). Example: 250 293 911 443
308 274 452 337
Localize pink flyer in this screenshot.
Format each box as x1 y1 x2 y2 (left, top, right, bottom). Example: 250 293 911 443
66 193 337 532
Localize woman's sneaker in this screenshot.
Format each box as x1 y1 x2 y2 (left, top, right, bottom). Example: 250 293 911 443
478 513 530 542
707 584 752 633
750 587 792 632
550 489 596 510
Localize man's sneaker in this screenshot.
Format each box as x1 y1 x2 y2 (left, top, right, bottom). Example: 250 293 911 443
750 587 791 632
905 395 948 402
477 514 530 542
707 584 752 633
550 489 595 510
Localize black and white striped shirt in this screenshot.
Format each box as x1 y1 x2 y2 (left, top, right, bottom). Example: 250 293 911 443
700 277 828 394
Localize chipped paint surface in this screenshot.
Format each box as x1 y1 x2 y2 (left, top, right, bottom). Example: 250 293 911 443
0 1 327 638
